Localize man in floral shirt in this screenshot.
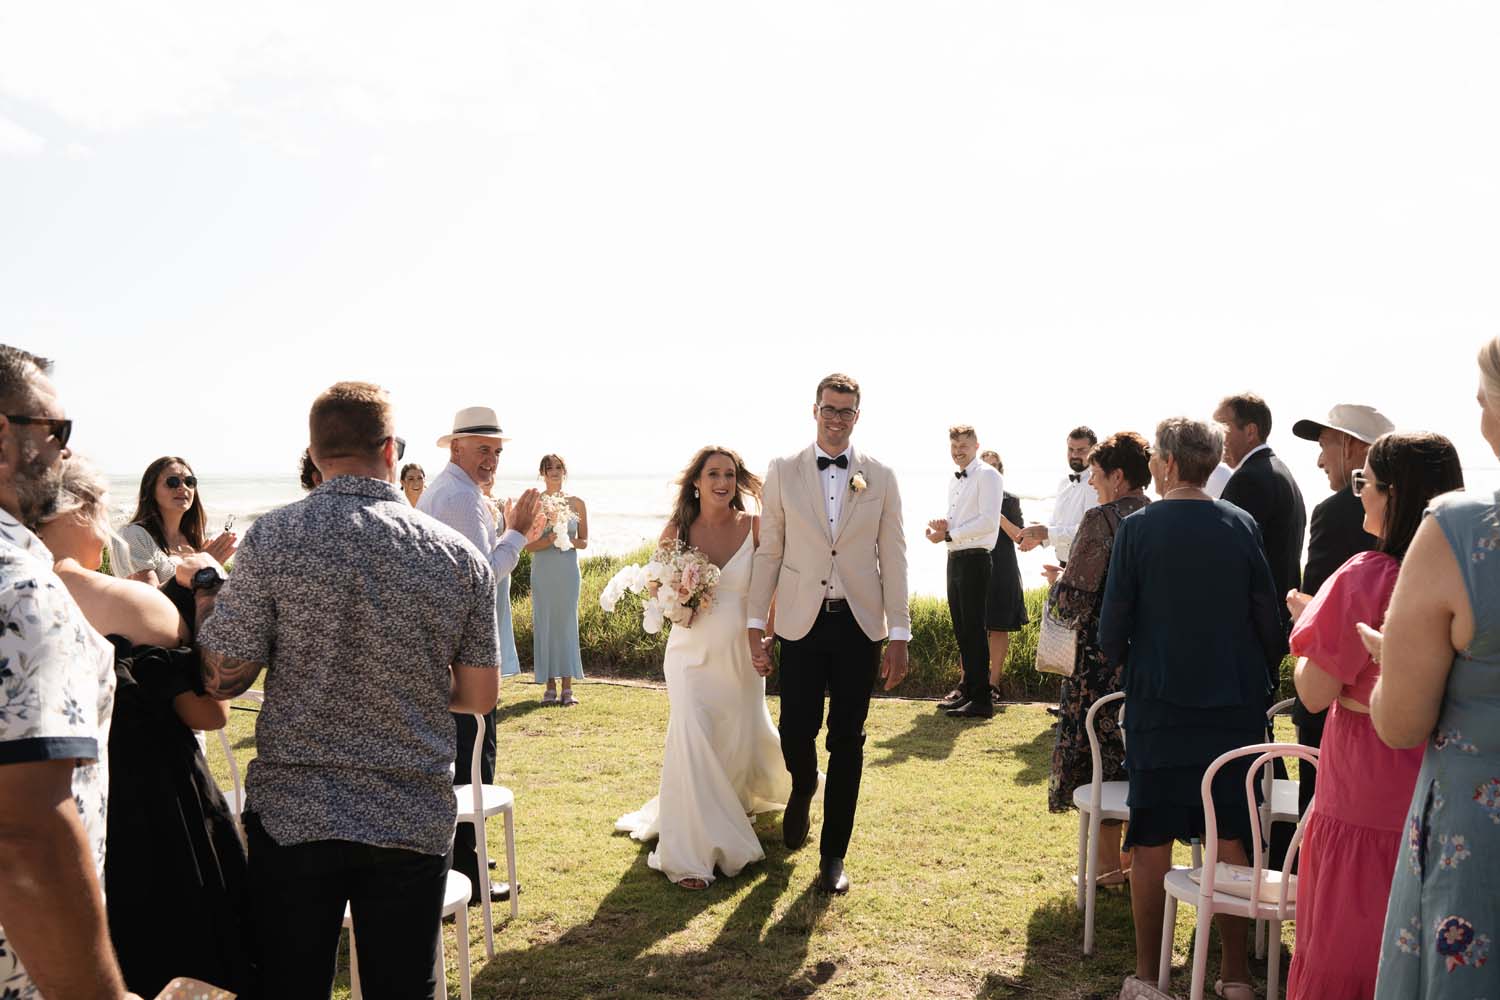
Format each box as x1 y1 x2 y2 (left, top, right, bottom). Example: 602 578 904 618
0 346 134 1000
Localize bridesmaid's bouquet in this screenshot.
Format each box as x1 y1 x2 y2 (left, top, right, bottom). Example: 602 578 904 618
599 540 721 633
540 493 577 550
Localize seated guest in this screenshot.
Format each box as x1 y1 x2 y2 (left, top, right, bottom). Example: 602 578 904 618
1099 417 1285 1000
116 456 237 584
1045 431 1152 886
1370 337 1500 996
979 450 1027 700
33 458 250 998
400 462 426 506
1284 432 1462 1000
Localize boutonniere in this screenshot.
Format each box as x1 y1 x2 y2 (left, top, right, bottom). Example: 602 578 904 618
849 471 868 494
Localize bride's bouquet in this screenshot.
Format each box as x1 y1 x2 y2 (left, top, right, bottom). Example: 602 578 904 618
540 493 577 550
599 539 721 634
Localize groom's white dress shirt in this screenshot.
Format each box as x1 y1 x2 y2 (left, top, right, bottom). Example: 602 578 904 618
418 461 527 579
946 458 1002 552
1048 467 1100 564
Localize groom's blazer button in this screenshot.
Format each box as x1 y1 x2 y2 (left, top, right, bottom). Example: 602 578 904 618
820 580 827 586
830 550 837 556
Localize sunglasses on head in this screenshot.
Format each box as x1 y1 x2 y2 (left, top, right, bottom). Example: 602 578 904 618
165 475 198 490
6 415 72 448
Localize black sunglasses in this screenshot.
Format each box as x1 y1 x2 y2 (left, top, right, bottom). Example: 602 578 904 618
6 415 72 448
165 475 198 490
1350 469 1388 498
382 436 406 461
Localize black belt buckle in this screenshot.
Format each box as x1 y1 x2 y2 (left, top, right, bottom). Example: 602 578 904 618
822 598 848 614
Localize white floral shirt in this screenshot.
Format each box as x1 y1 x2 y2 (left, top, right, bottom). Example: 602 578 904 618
0 512 115 999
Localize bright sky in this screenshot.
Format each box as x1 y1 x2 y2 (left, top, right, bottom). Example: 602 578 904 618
3 2 1497 484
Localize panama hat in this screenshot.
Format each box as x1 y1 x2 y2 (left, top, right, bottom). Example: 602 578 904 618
436 406 511 448
1292 404 1394 445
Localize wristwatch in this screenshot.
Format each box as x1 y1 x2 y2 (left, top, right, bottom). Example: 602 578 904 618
191 565 228 592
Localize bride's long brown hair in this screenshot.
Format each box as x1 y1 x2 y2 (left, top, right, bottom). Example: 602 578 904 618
670 446 762 545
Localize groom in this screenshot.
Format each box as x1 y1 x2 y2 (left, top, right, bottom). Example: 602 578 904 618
747 372 910 895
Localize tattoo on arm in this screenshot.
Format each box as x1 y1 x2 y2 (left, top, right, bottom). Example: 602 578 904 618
201 648 267 700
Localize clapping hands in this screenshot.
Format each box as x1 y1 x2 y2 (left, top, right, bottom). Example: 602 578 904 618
203 531 238 563
925 518 948 544
504 489 545 541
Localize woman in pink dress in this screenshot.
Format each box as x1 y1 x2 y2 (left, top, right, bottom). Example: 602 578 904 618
1285 431 1464 1000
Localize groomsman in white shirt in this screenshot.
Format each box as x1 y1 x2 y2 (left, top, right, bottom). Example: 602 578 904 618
1018 426 1100 564
928 425 1002 719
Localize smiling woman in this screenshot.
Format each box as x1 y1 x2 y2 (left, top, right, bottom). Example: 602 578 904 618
114 456 238 585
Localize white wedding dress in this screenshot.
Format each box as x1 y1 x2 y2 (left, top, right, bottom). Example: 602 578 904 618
614 530 793 885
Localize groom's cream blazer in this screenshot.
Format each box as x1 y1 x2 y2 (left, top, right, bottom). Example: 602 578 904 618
748 445 910 643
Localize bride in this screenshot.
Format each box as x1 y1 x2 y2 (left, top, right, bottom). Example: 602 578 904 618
615 446 793 889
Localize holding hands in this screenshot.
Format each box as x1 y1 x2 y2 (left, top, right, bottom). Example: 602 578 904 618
1016 524 1048 553
747 628 775 677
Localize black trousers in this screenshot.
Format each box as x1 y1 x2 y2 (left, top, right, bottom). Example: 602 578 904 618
452 709 497 901
946 549 992 706
244 813 447 1000
777 607 881 861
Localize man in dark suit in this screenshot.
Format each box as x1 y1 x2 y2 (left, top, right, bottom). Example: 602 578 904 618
1283 403 1393 815
1214 393 1308 640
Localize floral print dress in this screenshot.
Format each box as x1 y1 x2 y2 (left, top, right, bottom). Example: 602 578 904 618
1375 492 1500 997
1047 494 1149 813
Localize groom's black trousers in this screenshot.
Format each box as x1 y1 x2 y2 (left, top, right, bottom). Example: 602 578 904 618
776 605 881 861
946 548 992 706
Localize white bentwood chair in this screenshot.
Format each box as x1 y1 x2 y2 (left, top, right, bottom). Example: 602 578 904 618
1256 698 1302 959
1158 742 1316 1000
214 689 264 845
1075 691 1129 956
346 870 473 1000
454 711 519 959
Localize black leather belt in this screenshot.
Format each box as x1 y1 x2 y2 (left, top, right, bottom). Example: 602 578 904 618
948 548 989 559
822 598 849 613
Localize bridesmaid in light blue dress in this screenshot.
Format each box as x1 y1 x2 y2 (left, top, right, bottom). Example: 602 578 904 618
529 454 587 704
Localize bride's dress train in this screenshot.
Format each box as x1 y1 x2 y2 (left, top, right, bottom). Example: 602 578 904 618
614 530 792 884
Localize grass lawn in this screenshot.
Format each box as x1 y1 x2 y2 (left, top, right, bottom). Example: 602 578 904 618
210 682 1296 1000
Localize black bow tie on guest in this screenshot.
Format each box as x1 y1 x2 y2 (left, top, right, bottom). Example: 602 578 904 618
955 470 968 479
1068 473 1082 483
817 454 849 471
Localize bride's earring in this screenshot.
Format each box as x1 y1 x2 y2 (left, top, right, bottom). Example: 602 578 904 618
694 488 700 499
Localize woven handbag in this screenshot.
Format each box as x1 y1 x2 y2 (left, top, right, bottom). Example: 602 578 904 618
1034 589 1078 677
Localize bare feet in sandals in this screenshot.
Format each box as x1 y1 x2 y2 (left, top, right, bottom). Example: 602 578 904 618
678 877 709 890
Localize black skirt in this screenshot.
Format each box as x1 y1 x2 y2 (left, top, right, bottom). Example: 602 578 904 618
985 493 1029 631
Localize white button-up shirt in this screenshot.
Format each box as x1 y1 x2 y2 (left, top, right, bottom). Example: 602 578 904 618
417 461 526 579
946 457 1002 552
1049 467 1100 564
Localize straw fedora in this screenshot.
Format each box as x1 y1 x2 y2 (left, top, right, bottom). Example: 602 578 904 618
436 406 511 448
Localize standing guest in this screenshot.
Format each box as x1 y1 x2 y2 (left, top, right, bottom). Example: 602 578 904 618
0 347 136 1000
1370 337 1500 999
528 454 587 706
979 450 1027 700
1099 417 1284 1000
198 382 506 999
299 447 322 491
117 456 238 586
1044 431 1152 885
1282 404 1393 823
1214 393 1308 638
400 463 426 506
417 405 540 906
1283 432 1463 1000
927 426 1001 719
1017 426 1100 563
35 458 250 998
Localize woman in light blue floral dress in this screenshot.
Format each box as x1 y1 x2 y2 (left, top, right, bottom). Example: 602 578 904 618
1372 338 1500 997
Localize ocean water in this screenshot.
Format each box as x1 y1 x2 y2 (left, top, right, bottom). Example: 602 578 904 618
107 465 1500 599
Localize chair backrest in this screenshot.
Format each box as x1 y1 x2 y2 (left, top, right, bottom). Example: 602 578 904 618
1260 698 1298 826
1083 692 1126 815
1199 742 1318 919
215 690 264 827
467 712 486 815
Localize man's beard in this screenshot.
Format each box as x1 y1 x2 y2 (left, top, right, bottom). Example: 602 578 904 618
14 443 64 530
1068 458 1087 473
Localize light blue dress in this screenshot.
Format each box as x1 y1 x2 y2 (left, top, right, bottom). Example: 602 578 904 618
495 571 521 677
531 516 584 683
1375 491 1500 997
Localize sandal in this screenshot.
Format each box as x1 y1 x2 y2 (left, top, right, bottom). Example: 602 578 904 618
1119 975 1173 1000
541 688 558 705
677 877 709 890
1214 979 1255 1000
1072 867 1131 889
561 691 579 707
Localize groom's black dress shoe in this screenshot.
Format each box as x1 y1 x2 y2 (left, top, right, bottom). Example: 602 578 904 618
937 688 967 710
783 789 813 850
817 856 851 895
945 699 994 719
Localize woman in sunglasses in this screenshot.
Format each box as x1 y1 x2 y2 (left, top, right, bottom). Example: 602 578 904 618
118 456 238 585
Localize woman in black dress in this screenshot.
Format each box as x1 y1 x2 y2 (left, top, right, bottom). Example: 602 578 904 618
1098 418 1284 1000
979 451 1028 700
35 459 251 998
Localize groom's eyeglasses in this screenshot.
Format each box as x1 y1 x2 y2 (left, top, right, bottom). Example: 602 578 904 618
5 415 72 448
818 406 858 422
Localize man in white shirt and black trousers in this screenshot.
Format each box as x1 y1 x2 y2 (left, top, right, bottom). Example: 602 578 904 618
928 425 1003 719
1018 426 1100 564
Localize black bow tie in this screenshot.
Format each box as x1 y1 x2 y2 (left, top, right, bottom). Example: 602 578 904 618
955 470 968 479
817 454 849 471
1068 473 1081 483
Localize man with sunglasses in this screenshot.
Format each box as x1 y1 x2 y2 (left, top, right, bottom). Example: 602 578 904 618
197 382 507 999
0 346 142 999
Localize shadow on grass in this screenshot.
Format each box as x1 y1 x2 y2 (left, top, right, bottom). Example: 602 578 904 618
495 699 550 724
1007 722 1057 787
869 708 967 768
471 845 834 999
974 891 1136 1000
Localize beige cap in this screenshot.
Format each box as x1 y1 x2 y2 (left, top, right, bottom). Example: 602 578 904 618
1292 404 1394 445
436 406 511 448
